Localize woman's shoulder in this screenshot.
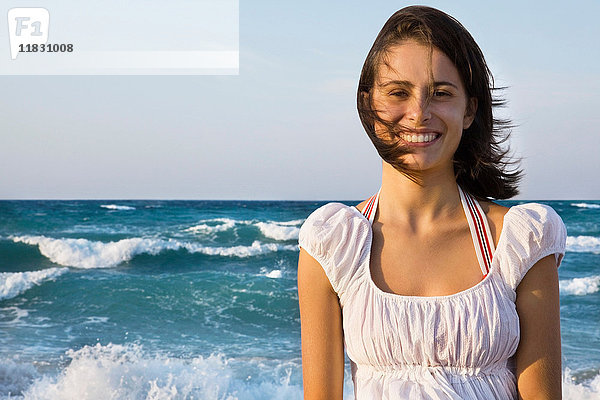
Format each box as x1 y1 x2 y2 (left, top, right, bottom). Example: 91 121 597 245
493 202 567 291
355 198 370 214
298 202 367 249
300 202 360 231
298 202 372 297
480 201 511 248
482 201 565 244
504 202 566 236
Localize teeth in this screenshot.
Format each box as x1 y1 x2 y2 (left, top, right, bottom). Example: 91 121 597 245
401 134 437 143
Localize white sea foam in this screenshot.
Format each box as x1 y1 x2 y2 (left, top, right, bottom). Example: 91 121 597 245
266 270 283 279
100 204 136 211
260 268 283 279
184 218 238 234
4 344 597 400
183 241 298 258
184 218 303 240
274 219 305 226
563 368 600 400
256 222 300 241
571 202 600 209
83 316 109 324
0 268 68 301
11 236 179 269
0 358 39 398
566 236 600 254
21 343 303 400
560 275 600 296
0 306 30 326
11 235 298 269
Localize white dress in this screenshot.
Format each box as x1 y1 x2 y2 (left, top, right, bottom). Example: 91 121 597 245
298 190 566 399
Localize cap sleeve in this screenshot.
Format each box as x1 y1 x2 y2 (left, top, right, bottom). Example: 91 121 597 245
298 202 371 297
495 203 567 291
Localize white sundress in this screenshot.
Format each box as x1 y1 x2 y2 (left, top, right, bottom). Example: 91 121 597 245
298 188 567 399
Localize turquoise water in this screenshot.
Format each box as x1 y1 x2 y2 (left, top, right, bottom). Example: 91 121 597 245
0 200 599 399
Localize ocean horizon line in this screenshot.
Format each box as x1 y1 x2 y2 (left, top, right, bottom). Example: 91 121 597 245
1 198 599 202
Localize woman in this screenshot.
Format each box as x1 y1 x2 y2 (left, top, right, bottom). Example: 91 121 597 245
297 6 566 400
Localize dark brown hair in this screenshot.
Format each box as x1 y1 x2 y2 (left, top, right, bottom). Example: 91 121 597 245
357 5 521 200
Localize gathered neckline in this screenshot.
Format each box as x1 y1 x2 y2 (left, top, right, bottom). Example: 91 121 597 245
347 203 516 301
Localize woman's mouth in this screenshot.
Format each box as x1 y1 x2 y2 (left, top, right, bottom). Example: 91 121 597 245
399 132 441 144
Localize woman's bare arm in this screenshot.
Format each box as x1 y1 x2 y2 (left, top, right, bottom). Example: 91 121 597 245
515 254 562 399
298 248 345 400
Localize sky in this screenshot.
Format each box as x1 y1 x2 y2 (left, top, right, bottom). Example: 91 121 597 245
1 0 599 200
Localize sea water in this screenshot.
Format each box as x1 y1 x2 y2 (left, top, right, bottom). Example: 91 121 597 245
0 200 598 399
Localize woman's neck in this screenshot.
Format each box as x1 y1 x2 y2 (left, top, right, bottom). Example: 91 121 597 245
378 161 462 228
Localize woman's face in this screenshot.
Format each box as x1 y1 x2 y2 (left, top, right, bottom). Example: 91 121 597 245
372 40 476 174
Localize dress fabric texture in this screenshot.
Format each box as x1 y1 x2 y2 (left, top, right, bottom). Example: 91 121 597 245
298 198 566 400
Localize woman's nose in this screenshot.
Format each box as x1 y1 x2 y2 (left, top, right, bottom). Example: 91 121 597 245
405 95 431 127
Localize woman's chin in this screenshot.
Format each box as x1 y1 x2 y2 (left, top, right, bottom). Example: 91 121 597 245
386 155 454 176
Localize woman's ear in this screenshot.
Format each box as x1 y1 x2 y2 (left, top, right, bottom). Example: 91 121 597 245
463 97 478 129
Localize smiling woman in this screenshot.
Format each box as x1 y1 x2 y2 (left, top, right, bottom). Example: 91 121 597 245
357 6 521 201
298 5 566 400
370 41 477 174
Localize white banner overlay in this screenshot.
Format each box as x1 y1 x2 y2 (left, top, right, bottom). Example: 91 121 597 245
1 1 239 75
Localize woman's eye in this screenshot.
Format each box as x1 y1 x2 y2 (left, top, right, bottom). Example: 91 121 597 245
390 91 408 97
433 90 451 97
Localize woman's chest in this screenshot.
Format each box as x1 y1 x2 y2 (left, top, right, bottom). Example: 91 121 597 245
341 277 520 368
369 224 485 297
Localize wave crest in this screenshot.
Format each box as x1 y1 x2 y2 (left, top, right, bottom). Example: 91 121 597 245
563 368 600 399
183 218 303 241
100 204 136 211
11 235 298 269
9 344 600 400
0 358 39 397
560 275 600 296
0 268 68 301
566 236 600 254
22 343 302 400
184 241 298 257
256 222 300 241
571 203 600 209
184 218 238 234
11 236 177 269
274 219 305 226
260 267 283 279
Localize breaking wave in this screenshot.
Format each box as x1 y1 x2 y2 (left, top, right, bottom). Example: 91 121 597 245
11 235 298 269
560 275 600 296
563 368 600 400
20 343 302 400
571 203 600 209
260 267 283 279
566 236 600 254
256 222 300 241
0 358 39 398
184 218 303 241
100 204 136 211
273 219 305 226
0 268 68 301
184 218 240 234
5 344 599 400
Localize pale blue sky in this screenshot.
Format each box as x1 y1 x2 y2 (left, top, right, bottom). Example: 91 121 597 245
1 0 599 199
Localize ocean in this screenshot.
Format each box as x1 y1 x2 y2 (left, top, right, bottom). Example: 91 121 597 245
0 199 599 399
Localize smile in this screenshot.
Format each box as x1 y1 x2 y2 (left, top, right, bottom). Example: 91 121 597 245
400 133 440 143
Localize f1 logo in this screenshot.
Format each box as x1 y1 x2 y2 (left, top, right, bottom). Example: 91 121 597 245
7 8 50 60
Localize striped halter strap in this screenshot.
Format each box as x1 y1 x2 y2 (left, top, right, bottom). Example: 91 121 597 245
458 186 495 276
361 188 381 225
361 186 495 277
